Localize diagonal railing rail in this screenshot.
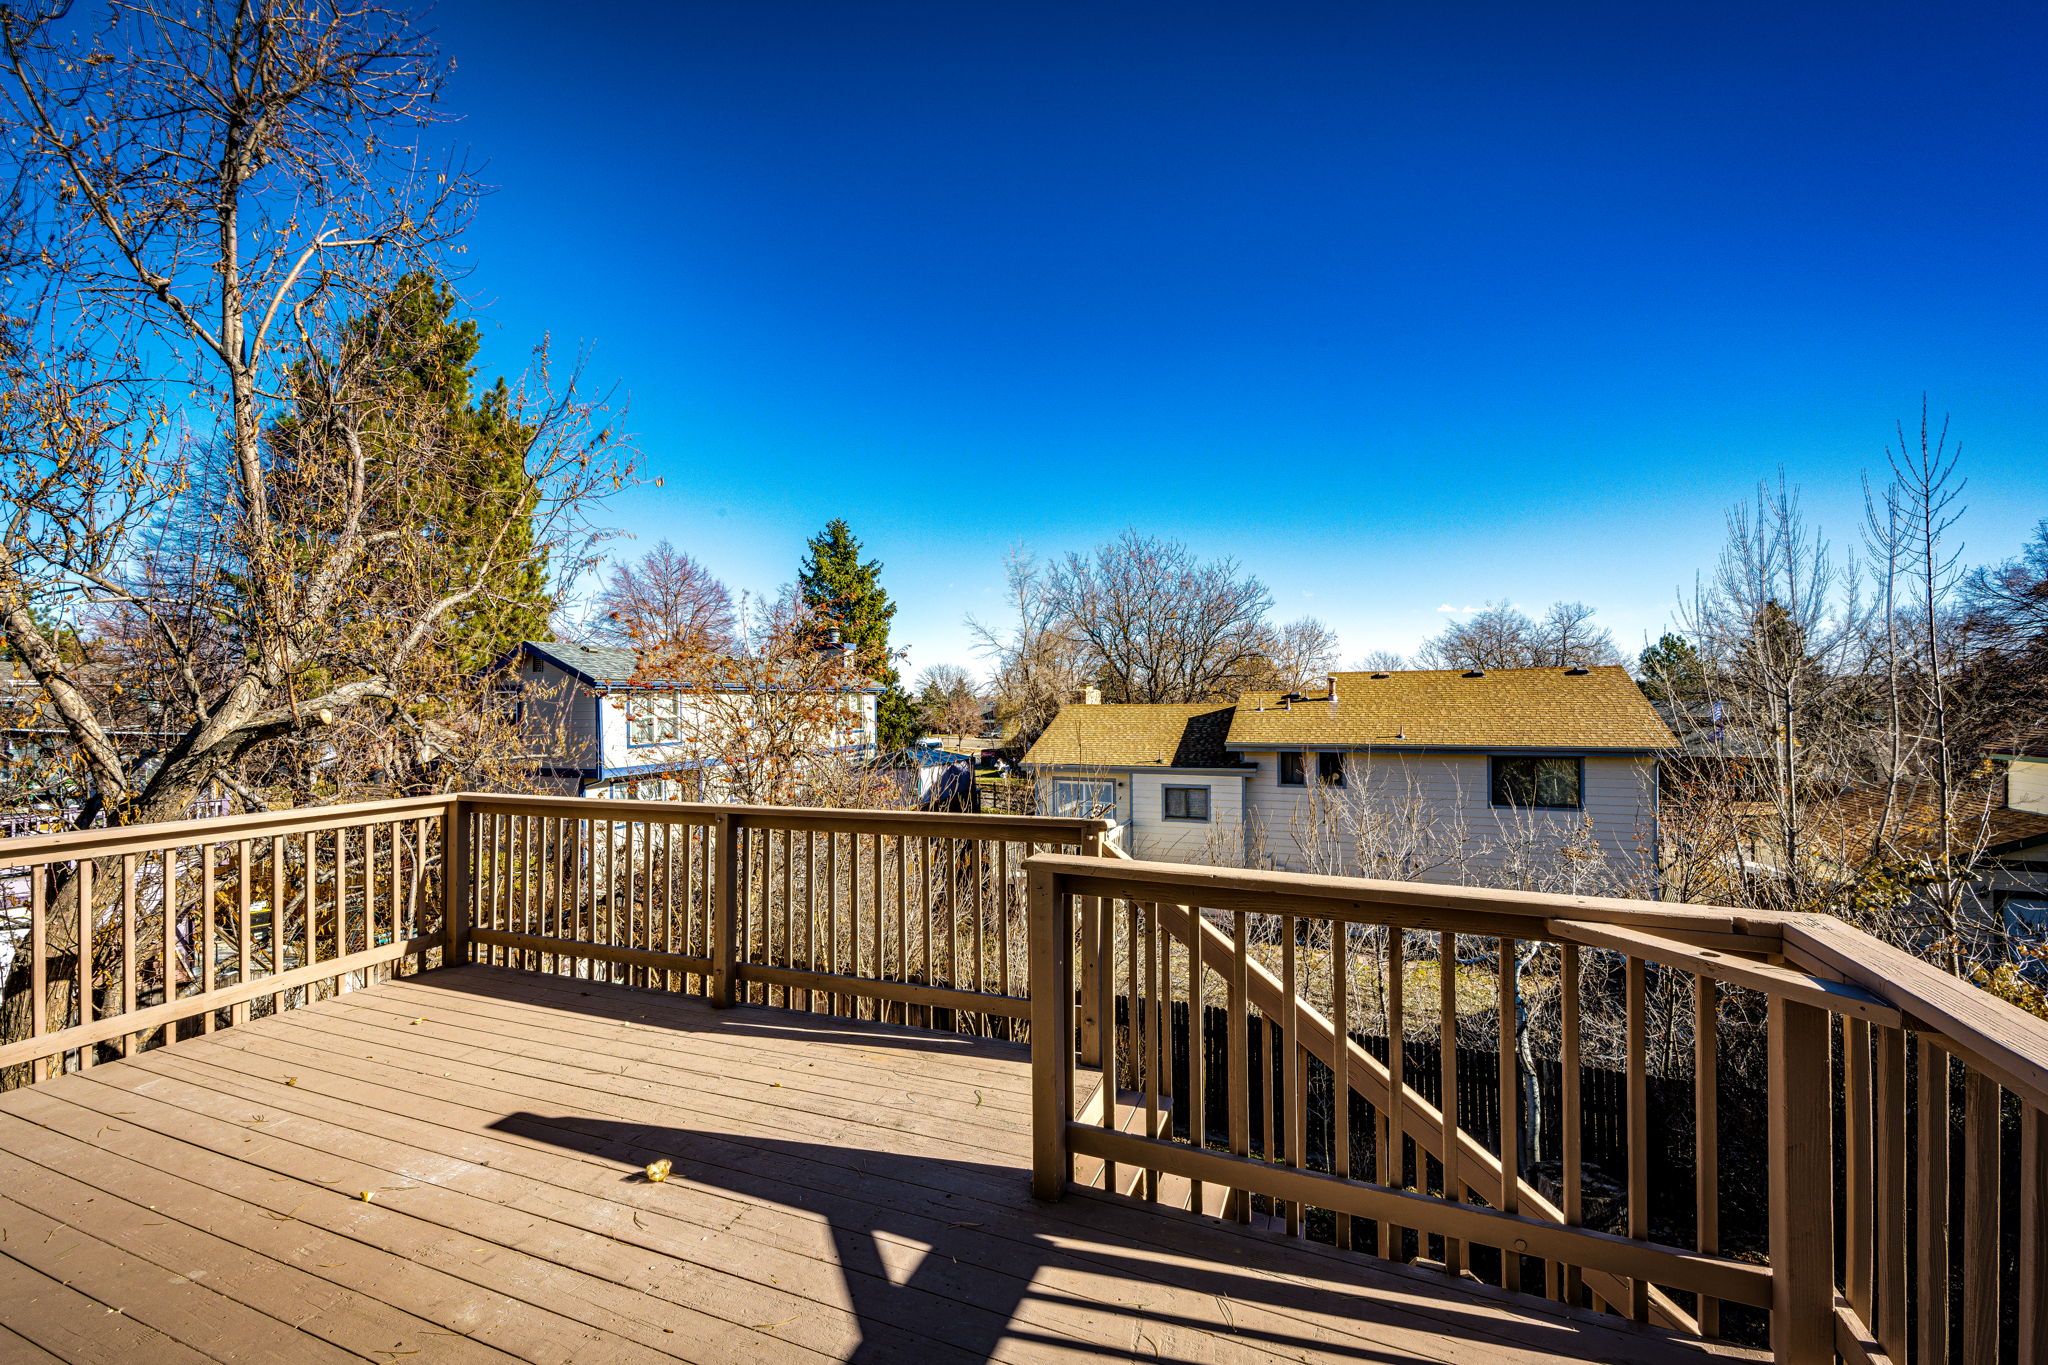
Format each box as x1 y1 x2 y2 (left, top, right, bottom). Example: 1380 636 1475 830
1028 850 2048 1365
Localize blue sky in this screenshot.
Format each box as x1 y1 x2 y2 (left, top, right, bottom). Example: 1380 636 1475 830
430 0 2048 677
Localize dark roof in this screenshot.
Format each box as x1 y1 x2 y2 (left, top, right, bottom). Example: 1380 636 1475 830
510 641 883 694
1025 702 1252 769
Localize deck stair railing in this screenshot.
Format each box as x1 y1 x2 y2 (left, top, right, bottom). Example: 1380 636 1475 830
1025 849 2048 1365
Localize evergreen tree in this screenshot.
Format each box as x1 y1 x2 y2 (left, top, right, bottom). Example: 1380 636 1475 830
797 519 918 748
1636 632 1706 701
278 273 552 674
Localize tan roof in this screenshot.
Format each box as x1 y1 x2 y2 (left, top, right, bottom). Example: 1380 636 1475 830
1024 702 1244 769
1224 667 1675 751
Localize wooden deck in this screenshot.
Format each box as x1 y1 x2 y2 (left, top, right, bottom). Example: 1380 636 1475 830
0 965 1754 1364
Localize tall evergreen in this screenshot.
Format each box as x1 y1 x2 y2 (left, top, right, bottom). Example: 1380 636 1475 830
797 519 918 748
1636 632 1706 701
280 273 552 674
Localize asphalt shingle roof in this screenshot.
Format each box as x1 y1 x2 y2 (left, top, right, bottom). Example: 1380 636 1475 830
1024 702 1248 769
1225 667 1674 751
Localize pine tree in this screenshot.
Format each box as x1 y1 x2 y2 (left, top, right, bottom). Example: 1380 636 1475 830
279 273 552 674
1636 632 1706 701
797 519 918 748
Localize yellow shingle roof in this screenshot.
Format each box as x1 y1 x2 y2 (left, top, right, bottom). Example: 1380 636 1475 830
1024 702 1243 769
1225 667 1675 751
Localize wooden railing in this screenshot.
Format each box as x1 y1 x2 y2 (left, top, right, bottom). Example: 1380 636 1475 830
453 793 1109 1029
9 793 2047 1364
0 793 1109 1085
0 795 452 1082
1027 851 2048 1365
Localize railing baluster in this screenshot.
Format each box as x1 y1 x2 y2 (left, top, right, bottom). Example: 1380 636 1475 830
1844 1016 1872 1331
1625 953 1648 1320
233 840 250 1027
1497 935 1518 1289
1385 925 1405 1261
1438 930 1461 1276
1695 972 1720 1336
1561 941 1581 1306
1962 1069 2000 1361
1768 997 1834 1362
28 865 46 1083
2022 1103 2047 1365
160 846 178 1043
200 843 217 1032
1228 911 1250 1222
120 851 137 1056
1188 906 1206 1215
1332 918 1351 1248
1148 900 1165 1204
1916 1037 1950 1365
1873 1023 1907 1352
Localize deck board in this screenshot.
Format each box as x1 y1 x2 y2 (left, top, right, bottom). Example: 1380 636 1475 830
0 965 1757 1364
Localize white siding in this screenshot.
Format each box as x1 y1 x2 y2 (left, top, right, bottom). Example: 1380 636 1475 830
1126 772 1247 863
1240 751 1659 895
2010 757 2048 816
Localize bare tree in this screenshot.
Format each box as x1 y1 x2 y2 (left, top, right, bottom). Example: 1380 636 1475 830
630 591 903 808
1417 601 1620 670
1046 530 1273 703
968 547 1088 751
593 540 735 655
914 663 985 738
0 0 628 829
1352 648 1410 671
1253 615 1342 692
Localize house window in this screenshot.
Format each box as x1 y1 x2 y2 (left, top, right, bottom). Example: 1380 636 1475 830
1490 756 1583 810
1162 786 1210 821
627 694 679 747
1318 752 1346 787
1050 779 1116 817
1278 753 1305 786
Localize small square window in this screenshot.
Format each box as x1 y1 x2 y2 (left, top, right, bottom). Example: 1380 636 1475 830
1278 753 1305 786
1163 786 1210 821
1318 752 1346 787
1490 756 1582 810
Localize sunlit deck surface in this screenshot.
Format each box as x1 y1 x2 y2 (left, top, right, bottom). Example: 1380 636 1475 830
0 966 1752 1364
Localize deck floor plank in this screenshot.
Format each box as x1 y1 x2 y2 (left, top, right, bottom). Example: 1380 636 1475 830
0 965 1757 1365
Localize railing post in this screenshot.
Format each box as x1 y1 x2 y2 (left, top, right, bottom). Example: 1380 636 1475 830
1076 828 1105 1067
441 795 471 967
1029 859 1072 1201
1769 995 1835 1363
710 812 741 1007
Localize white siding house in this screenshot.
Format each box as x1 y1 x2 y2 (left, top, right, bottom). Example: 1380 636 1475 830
500 641 880 799
1027 667 1675 895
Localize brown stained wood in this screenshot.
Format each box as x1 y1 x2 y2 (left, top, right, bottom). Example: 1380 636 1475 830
120 853 136 1057
2 963 1765 1365
1916 1037 1950 1365
1843 1017 1872 1326
1385 925 1405 1259
2022 1105 2048 1365
1333 920 1352 1249
1562 943 1583 1307
1439 930 1461 1276
29 866 46 1078
1871 1026 1906 1356
1961 1069 2000 1362
0 793 452 869
1695 973 1720 1338
1625 954 1648 1321
1769 997 1835 1364
1029 864 1070 1201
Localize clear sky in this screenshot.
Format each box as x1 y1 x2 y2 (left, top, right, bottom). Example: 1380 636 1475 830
428 0 2048 678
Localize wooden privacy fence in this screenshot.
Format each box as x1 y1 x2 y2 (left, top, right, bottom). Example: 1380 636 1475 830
1026 850 2048 1365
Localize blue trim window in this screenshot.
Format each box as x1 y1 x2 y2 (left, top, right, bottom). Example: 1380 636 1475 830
1490 756 1583 810
1162 785 1210 821
627 694 680 747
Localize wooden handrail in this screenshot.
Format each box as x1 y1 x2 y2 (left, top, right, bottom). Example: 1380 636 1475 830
1032 851 2048 1364
0 793 451 867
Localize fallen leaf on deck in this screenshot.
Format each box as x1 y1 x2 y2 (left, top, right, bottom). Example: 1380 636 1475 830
644 1158 673 1183
359 1191 375 1202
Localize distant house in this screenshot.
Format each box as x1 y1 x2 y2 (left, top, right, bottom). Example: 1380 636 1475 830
497 641 880 799
1024 667 1676 891
1979 738 2048 941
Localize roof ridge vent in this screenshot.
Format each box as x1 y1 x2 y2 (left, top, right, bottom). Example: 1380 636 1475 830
1371 672 1390 679
1564 666 1590 675
1462 669 1485 678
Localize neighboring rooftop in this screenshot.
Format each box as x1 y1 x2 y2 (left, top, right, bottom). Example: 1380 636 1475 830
1225 666 1676 752
1024 701 1248 768
509 640 881 693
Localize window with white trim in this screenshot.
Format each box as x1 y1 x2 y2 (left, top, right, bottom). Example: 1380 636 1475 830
627 694 680 747
1050 779 1116 818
